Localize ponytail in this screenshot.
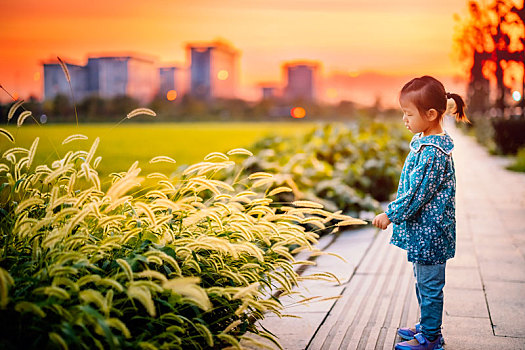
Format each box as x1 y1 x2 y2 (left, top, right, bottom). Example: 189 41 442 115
400 76 471 124
446 92 470 124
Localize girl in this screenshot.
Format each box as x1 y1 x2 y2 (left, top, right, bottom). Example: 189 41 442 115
372 75 469 350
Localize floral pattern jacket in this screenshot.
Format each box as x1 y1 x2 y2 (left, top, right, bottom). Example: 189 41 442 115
385 131 456 265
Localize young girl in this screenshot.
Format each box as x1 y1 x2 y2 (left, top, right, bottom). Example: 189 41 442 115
372 75 469 350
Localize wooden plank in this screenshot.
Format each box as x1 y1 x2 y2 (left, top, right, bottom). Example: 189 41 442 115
344 240 402 349
376 257 413 350
307 229 423 350
307 230 389 349
338 273 389 350
357 247 405 349
308 274 371 349
363 249 407 349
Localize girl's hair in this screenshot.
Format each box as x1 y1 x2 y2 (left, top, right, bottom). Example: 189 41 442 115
400 75 470 123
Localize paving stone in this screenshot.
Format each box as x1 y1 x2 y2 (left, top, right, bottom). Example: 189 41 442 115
517 242 525 261
255 312 327 350
477 255 525 283
278 281 345 314
443 333 525 350
499 210 525 228
442 314 493 339
302 228 377 284
444 287 489 318
473 234 515 246
484 280 525 338
468 222 506 236
303 260 355 285
292 233 335 262
446 266 483 290
447 243 478 269
475 242 525 261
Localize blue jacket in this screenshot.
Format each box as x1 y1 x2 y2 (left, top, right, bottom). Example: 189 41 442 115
385 131 456 264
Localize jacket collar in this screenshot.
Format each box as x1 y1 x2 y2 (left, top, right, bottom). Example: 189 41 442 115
410 131 454 155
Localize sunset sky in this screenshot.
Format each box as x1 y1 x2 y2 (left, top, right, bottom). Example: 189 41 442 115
1 0 475 105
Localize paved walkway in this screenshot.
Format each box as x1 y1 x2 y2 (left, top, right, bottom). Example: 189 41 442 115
248 124 525 349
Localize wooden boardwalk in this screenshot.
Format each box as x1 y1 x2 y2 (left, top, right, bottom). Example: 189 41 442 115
306 229 417 350
246 226 418 350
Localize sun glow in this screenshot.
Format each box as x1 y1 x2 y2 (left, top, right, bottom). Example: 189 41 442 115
166 90 177 101
217 70 229 80
291 107 306 119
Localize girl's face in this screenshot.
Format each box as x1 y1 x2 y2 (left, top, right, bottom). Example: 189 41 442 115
399 95 431 134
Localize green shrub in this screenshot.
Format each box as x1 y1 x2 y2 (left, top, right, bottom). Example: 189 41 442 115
458 114 497 153
492 115 525 155
0 131 363 349
459 113 525 155
233 120 411 219
508 147 525 172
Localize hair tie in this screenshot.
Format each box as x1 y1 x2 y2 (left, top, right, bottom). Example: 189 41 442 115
446 92 452 99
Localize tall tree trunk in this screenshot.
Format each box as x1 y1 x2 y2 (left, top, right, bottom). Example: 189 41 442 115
522 29 525 117
494 11 506 116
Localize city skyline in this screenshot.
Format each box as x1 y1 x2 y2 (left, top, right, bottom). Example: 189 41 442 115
43 54 160 103
41 45 319 104
1 0 476 106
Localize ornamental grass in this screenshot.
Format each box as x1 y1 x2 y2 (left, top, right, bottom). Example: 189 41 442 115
0 124 364 349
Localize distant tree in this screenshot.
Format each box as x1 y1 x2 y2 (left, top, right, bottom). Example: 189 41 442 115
454 0 524 116
179 95 208 119
511 2 525 114
335 100 356 117
250 99 276 120
107 95 140 120
218 98 250 119
52 94 72 119
79 95 108 121
24 96 43 124
148 96 179 121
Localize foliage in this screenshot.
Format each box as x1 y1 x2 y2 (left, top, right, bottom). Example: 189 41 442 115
226 119 412 219
0 133 363 349
508 146 525 172
491 115 525 154
1 92 392 123
458 114 498 153
459 114 525 155
453 0 524 115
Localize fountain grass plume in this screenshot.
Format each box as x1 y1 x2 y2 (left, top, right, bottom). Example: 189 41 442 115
1 84 60 159
126 108 156 119
7 100 24 122
57 56 79 127
110 107 157 131
0 128 15 143
16 111 32 127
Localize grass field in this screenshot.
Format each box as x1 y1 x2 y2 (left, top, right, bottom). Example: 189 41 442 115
1 122 318 180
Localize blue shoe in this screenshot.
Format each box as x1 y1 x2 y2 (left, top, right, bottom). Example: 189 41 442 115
397 323 420 340
395 333 443 350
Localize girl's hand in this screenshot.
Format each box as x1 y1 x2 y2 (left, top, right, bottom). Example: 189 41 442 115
372 213 391 230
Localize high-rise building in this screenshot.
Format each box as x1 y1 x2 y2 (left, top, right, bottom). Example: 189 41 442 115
43 54 158 103
259 83 280 100
86 55 158 103
43 60 88 101
159 65 187 101
283 61 320 102
186 41 238 100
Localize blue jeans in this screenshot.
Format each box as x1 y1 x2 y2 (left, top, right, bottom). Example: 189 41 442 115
413 262 446 341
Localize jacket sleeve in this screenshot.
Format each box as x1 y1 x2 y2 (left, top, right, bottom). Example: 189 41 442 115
385 147 446 224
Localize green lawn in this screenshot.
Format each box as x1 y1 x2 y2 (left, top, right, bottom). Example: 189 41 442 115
1 122 317 179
